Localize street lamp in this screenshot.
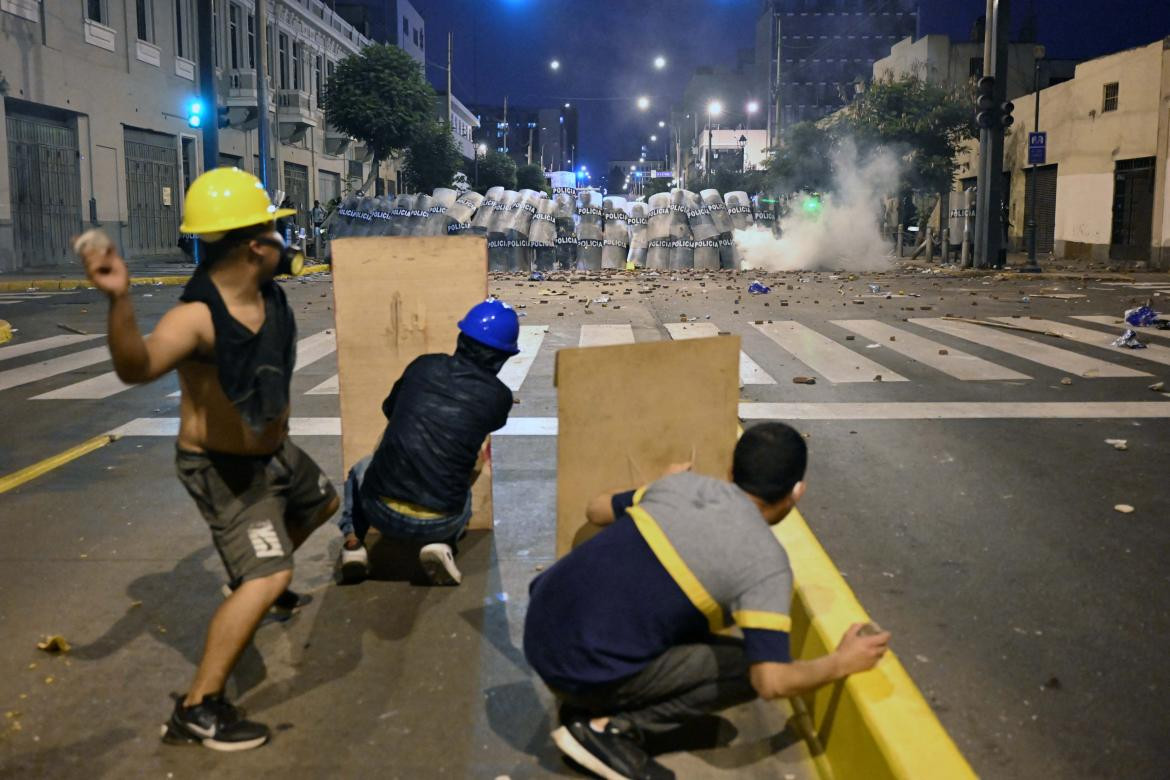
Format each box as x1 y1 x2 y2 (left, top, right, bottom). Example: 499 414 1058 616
653 55 666 70
650 134 657 142
746 100 759 130
550 59 560 71
737 134 748 172
658 120 665 128
706 101 722 187
637 96 650 110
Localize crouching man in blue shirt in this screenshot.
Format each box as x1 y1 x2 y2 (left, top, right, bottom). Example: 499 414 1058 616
523 422 892 780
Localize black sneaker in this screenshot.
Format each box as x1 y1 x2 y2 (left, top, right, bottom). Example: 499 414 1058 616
221 583 312 620
161 694 270 752
552 717 674 780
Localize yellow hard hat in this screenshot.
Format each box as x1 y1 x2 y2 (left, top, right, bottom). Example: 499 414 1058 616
179 167 296 236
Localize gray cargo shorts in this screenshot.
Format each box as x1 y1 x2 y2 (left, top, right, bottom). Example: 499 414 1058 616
176 439 338 583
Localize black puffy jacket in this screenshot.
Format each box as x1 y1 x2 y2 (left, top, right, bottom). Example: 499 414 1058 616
360 335 513 513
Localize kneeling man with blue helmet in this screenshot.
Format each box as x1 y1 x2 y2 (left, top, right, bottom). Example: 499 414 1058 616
335 298 520 585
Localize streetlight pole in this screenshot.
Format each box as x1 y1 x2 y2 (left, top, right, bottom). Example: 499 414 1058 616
1025 58 1042 270
706 120 713 188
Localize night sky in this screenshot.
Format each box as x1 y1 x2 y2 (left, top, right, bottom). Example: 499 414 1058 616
419 0 1170 182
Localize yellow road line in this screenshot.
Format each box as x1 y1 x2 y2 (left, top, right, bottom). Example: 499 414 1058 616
0 434 117 495
0 265 331 293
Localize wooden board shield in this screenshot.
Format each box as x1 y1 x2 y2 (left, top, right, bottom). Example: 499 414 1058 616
554 335 741 556
330 235 494 530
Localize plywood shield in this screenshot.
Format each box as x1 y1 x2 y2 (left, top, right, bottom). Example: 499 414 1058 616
331 235 494 530
554 336 740 557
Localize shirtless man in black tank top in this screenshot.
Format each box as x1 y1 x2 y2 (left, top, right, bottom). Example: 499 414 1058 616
77 168 338 752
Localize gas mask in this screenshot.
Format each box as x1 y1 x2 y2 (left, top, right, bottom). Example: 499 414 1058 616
276 241 305 277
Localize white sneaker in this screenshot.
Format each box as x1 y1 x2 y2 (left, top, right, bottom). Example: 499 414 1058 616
419 543 462 586
339 544 369 583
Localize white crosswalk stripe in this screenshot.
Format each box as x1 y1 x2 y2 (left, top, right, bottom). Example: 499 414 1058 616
991 318 1170 368
1072 316 1170 343
0 334 103 364
165 330 338 398
833 319 1030 381
0 345 112 392
752 321 908 383
6 317 1168 414
663 322 777 385
498 325 549 391
578 323 636 347
911 318 1150 378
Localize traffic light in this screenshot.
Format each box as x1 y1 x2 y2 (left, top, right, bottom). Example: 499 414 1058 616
975 76 997 129
217 105 230 129
999 100 1014 128
186 99 204 128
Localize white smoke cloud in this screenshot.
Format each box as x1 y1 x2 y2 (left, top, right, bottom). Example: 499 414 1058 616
736 140 900 272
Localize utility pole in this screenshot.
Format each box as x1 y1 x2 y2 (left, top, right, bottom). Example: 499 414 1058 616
974 0 1011 269
446 31 453 128
502 95 508 159
1025 58 1042 270
706 119 713 188
196 0 218 171
255 0 271 191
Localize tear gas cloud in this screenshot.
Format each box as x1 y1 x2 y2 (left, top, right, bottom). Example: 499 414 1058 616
735 140 899 273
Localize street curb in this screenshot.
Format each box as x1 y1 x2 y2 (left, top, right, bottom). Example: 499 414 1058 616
777 508 976 779
0 264 331 293
0 319 11 344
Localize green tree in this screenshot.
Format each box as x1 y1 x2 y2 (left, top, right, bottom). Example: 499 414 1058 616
831 74 974 195
642 177 672 197
713 168 767 196
324 44 436 194
402 121 463 193
516 163 547 192
763 121 835 194
477 151 517 191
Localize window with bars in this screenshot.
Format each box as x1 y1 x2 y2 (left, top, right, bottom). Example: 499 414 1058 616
174 0 191 58
136 0 154 42
86 0 106 24
292 42 303 91
228 4 240 69
246 12 255 67
1103 82 1119 112
278 33 289 89
314 55 323 107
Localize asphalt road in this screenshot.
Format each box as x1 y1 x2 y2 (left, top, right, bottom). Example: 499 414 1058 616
0 266 1168 778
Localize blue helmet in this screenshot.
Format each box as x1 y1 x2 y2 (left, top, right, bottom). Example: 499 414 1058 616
458 298 520 355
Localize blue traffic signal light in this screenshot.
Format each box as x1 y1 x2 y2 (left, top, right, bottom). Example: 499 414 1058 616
186 99 204 128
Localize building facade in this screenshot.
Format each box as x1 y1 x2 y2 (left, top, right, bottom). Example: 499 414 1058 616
434 92 479 160
471 103 579 171
954 37 1170 267
756 0 919 144
0 0 396 271
335 0 424 65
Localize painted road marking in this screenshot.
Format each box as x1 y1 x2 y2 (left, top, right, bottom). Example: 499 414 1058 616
834 319 1030 381
578 324 635 347
739 402 1170 420
166 330 338 398
912 318 1149 378
1072 316 1170 343
103 400 1170 439
0 334 103 364
305 374 339 395
992 318 1170 368
752 321 908 383
0 345 112 393
498 325 549 391
663 322 777 385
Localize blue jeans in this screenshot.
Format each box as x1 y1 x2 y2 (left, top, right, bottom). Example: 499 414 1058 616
337 456 472 547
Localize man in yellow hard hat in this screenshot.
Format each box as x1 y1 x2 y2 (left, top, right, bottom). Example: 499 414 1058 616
75 167 338 752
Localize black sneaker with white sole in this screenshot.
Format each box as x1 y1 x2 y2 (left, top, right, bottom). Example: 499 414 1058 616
552 717 674 780
161 693 270 752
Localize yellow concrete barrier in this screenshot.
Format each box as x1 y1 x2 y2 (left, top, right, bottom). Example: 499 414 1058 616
777 509 975 780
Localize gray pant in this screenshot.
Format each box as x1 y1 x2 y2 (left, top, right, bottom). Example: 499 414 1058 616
554 638 757 736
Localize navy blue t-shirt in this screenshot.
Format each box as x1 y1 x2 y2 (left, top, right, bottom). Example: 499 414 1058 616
524 479 793 693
